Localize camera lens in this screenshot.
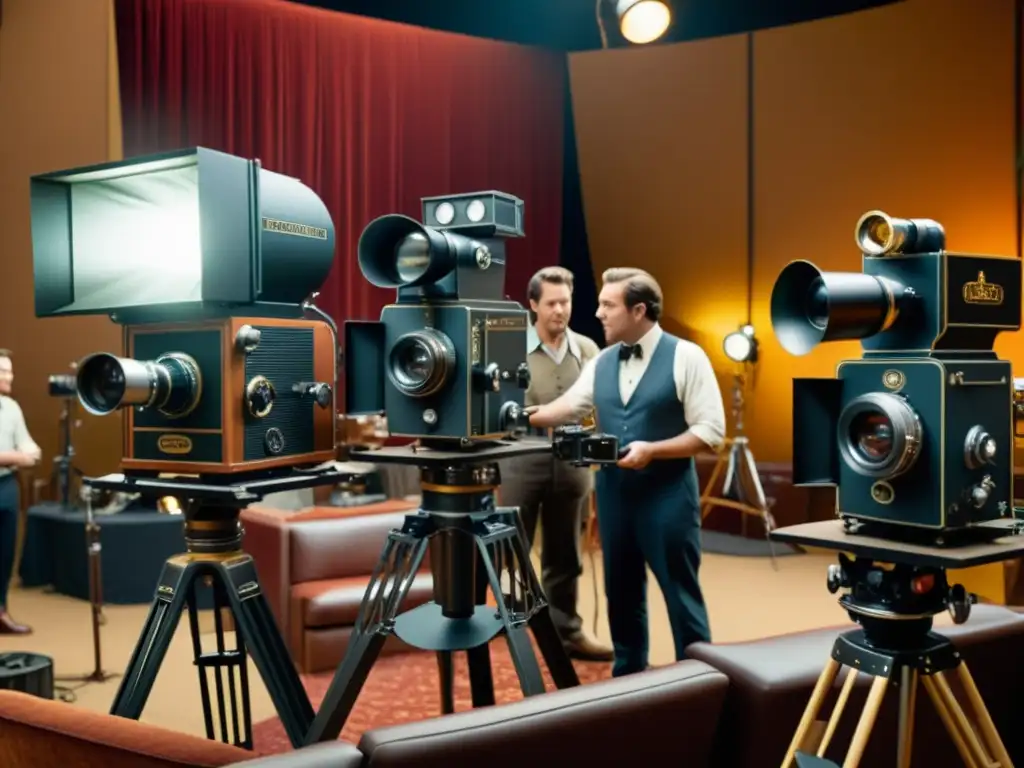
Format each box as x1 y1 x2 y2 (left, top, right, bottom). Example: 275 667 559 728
388 330 456 398
837 392 921 479
76 352 202 418
849 411 893 461
805 277 829 330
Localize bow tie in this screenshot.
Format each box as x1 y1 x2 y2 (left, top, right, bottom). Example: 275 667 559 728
618 343 643 361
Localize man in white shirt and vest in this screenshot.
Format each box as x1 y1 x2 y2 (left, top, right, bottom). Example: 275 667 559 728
500 267 613 661
526 268 726 676
0 349 41 634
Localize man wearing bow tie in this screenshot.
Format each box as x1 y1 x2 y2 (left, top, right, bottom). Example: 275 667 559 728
526 268 726 676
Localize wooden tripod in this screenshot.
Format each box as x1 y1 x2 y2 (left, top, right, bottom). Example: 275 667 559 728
783 641 1013 768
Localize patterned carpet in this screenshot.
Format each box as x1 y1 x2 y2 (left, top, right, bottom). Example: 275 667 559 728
252 640 614 755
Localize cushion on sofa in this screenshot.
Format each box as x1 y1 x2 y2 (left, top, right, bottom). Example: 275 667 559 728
292 572 435 628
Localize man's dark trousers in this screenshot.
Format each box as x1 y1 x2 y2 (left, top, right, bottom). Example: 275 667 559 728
0 474 19 609
593 333 711 676
499 453 592 640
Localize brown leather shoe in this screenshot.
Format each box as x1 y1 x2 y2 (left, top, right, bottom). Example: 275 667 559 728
0 611 32 635
564 631 613 661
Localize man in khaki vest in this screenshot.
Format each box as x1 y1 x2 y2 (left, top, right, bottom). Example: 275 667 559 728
501 267 613 661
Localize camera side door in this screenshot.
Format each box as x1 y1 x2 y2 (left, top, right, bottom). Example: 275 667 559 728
343 320 386 415
792 377 842 486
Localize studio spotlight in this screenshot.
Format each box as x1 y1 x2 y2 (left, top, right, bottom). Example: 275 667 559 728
616 0 671 44
723 324 758 363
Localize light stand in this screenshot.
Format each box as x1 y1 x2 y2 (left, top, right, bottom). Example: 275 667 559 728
47 369 83 510
53 487 118 701
701 328 777 566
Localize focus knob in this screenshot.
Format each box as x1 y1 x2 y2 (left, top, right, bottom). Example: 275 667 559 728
246 376 275 418
970 475 996 509
964 425 997 469
948 583 972 625
516 362 531 390
826 564 844 594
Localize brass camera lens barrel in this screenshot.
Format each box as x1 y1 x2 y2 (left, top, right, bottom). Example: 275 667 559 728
855 210 945 256
388 329 456 398
837 392 922 480
770 260 905 356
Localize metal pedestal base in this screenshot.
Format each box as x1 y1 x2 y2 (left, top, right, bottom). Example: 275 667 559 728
304 504 580 745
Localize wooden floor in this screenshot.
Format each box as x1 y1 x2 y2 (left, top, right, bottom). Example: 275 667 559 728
0 547 862 740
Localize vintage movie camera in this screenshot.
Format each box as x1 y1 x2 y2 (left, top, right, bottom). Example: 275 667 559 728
48 373 77 398
550 424 623 466
771 210 1021 543
30 147 339 477
344 191 532 446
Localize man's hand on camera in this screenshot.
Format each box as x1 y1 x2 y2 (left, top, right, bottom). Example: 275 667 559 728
617 440 655 470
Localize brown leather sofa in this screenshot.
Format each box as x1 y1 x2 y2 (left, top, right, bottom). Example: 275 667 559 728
240 501 434 673
221 604 1024 768
0 689 252 768
230 660 729 768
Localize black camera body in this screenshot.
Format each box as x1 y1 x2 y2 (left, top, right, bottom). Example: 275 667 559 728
772 211 1021 542
344 192 532 446
551 425 622 467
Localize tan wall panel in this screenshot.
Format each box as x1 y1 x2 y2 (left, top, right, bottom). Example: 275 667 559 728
752 0 1016 462
570 0 1016 464
569 36 751 427
0 0 123 483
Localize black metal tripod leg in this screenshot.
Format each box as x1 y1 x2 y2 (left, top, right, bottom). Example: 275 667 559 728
305 532 430 745
110 560 195 719
466 643 495 707
504 520 580 689
185 584 217 741
476 536 546 698
216 557 312 750
438 652 455 714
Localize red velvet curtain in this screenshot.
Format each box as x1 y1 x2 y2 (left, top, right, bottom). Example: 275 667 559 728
113 0 565 323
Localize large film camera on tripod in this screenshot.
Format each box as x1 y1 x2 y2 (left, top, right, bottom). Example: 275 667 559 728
31 147 339 477
771 209 1021 544
29 147 355 751
305 192 621 744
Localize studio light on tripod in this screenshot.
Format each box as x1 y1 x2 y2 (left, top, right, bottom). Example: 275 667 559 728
723 324 758 364
616 0 671 44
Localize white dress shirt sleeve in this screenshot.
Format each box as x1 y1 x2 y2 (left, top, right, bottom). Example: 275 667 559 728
12 401 41 457
559 353 600 422
674 342 726 450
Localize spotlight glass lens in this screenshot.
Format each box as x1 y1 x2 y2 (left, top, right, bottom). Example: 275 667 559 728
620 0 671 44
434 201 455 226
723 332 753 363
394 232 431 283
466 199 486 223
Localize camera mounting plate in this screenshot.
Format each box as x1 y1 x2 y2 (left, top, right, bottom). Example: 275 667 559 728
771 519 1024 570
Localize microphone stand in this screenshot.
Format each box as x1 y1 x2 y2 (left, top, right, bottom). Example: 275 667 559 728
54 487 119 701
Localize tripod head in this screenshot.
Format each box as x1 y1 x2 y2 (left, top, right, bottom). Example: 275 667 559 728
826 553 975 649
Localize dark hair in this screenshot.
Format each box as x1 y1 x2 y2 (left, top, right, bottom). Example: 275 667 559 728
527 266 574 324
602 268 662 322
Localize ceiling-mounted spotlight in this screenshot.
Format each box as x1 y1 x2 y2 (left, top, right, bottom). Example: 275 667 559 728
616 0 672 44
724 324 758 364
